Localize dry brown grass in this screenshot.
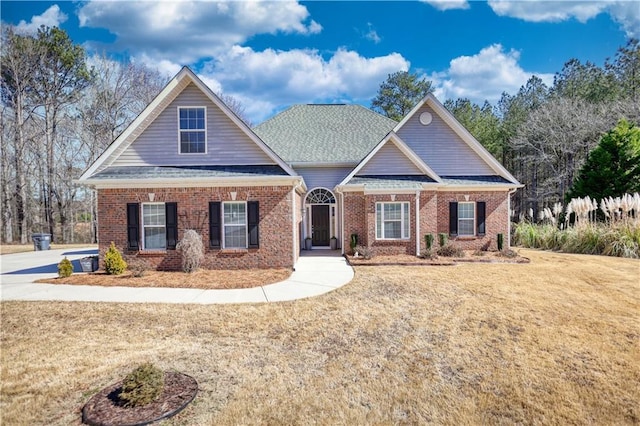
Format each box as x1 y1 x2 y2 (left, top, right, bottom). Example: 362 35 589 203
36 268 292 289
0 244 96 255
1 249 639 425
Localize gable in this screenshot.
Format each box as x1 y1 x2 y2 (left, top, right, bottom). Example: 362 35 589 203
112 83 274 167
396 103 495 176
357 140 424 176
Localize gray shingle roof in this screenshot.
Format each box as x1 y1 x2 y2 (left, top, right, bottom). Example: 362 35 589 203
91 165 289 180
346 175 436 189
253 104 398 164
440 176 513 185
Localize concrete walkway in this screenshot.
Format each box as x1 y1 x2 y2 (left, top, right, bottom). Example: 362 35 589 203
0 247 353 304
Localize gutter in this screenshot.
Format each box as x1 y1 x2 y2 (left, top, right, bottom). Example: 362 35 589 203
507 187 518 248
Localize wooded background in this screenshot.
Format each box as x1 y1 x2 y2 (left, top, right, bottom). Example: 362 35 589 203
1 26 638 244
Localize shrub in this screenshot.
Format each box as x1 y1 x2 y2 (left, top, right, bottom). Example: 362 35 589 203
349 234 358 253
420 248 438 260
119 363 164 408
498 248 518 258
176 229 204 273
473 249 486 257
437 243 464 257
424 234 434 250
104 242 127 275
57 257 73 278
128 258 148 278
353 245 373 260
497 233 504 251
438 233 448 247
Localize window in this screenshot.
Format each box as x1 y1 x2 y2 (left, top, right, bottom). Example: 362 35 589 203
127 203 177 251
458 202 475 236
223 202 247 248
178 107 206 153
449 201 485 237
142 203 166 249
376 202 410 239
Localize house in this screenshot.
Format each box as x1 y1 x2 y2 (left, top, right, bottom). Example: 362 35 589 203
78 67 522 270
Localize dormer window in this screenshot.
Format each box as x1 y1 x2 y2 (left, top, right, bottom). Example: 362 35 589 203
178 107 206 154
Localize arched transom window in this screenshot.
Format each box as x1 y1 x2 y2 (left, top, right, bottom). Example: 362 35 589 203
305 188 336 204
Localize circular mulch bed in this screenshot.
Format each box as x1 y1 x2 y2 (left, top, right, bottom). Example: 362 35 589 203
82 372 198 426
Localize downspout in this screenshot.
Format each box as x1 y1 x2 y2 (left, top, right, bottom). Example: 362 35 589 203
335 187 345 255
415 190 420 256
292 180 303 270
507 187 517 248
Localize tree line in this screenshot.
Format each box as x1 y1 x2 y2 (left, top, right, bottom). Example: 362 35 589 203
1 24 638 244
373 39 640 220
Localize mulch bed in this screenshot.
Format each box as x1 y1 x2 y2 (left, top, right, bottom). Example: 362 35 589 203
82 372 197 426
347 251 530 266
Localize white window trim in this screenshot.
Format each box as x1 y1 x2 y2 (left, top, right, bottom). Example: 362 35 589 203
458 201 476 237
177 106 207 155
141 202 166 250
375 202 410 240
222 201 247 249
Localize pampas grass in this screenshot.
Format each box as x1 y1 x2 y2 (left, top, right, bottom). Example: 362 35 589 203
513 193 640 258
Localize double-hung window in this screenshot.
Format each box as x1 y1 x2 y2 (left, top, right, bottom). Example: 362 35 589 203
457 202 475 237
178 107 206 154
142 203 166 249
223 202 247 248
376 202 410 239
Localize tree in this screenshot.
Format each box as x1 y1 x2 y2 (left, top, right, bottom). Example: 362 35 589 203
371 71 433 121
444 98 502 159
567 119 640 201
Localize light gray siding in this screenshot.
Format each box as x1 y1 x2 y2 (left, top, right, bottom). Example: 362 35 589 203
112 83 275 167
357 142 423 175
396 104 495 175
295 166 353 191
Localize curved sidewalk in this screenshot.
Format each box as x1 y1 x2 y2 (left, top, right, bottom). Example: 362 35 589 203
0 247 354 304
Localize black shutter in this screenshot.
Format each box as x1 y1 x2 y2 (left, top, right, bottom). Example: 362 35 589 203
165 202 178 249
449 202 458 236
476 201 486 236
248 201 259 249
209 202 221 249
127 203 140 250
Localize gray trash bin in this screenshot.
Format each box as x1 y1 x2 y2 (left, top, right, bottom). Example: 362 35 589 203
32 233 51 250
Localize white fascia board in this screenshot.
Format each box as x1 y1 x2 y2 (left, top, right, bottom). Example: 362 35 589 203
435 184 523 192
364 188 421 195
82 176 304 189
291 161 358 168
184 69 298 178
78 71 186 181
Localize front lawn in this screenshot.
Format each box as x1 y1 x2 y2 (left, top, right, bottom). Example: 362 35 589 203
1 249 638 425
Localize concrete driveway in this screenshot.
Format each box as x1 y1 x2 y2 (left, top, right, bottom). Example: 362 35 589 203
0 248 353 304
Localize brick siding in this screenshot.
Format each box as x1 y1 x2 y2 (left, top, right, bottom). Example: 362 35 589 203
97 186 296 270
343 190 510 255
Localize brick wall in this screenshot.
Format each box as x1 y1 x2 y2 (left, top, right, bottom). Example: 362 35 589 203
343 190 510 255
97 186 295 270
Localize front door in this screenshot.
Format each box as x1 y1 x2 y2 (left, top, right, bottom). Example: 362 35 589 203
311 205 330 246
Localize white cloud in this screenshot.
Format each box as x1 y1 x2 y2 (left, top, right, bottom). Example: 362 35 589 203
14 4 67 35
199 46 409 122
430 44 554 104
77 0 322 63
488 0 639 37
365 23 382 44
421 0 470 11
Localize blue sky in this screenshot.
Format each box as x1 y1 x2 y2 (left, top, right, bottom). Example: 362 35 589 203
2 1 637 123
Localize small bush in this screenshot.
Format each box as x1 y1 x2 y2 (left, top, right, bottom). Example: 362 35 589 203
424 234 434 250
420 248 438 260
349 234 358 253
104 242 127 275
438 233 448 247
353 245 373 260
497 233 504 251
128 258 149 278
176 229 204 273
57 257 73 278
437 243 464 257
472 249 486 257
119 363 164 408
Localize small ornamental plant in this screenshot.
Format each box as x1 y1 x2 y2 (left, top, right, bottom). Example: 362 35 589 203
176 230 204 273
438 233 448 247
104 242 127 275
57 257 73 278
119 363 165 408
424 233 434 250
